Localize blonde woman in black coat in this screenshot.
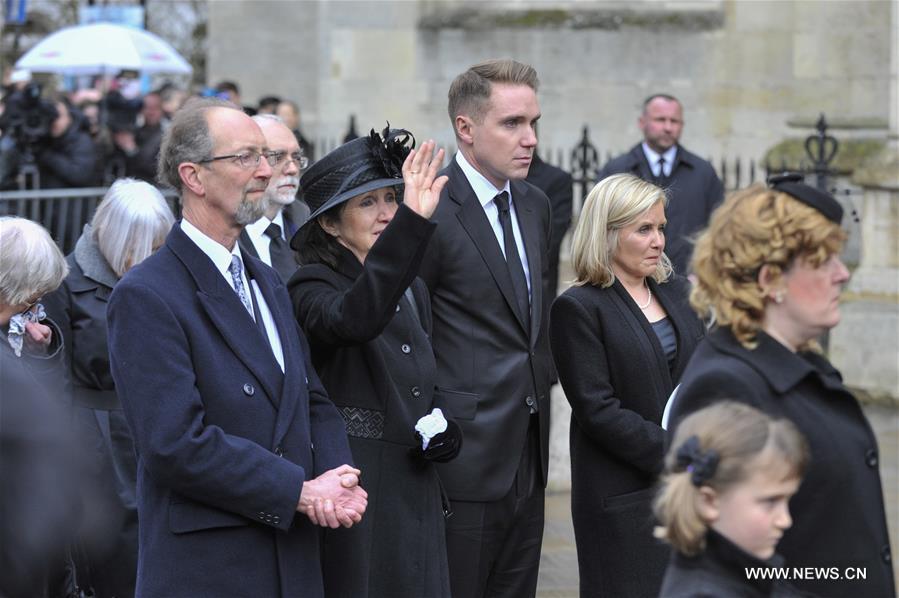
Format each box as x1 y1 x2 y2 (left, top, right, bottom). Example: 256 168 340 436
550 173 704 597
669 175 895 597
289 129 459 598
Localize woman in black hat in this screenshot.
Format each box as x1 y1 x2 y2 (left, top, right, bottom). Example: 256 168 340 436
668 175 895 598
288 127 458 598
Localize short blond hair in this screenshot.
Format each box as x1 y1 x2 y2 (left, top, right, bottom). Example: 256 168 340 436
690 184 846 349
570 173 672 287
0 217 68 307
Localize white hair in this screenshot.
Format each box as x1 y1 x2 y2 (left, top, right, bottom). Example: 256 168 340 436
251 113 286 126
0 217 68 307
92 178 175 277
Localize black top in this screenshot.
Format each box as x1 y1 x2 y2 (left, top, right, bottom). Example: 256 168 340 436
659 530 815 598
651 316 677 367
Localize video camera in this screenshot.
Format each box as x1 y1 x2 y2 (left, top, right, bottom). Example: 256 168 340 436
105 89 143 133
0 83 58 148
0 83 59 189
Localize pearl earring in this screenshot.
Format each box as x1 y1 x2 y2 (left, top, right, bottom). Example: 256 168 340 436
774 290 785 304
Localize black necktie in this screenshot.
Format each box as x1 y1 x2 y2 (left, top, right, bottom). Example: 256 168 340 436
494 191 530 327
656 156 667 184
264 222 298 282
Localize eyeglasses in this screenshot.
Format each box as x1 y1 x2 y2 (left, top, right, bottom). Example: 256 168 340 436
265 150 309 170
198 150 278 169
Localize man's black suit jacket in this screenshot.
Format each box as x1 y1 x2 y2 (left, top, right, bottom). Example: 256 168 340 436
418 157 553 502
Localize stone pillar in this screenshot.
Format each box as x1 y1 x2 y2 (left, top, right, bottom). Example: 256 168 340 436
829 0 899 586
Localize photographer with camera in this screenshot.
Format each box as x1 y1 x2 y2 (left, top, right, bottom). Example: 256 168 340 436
0 85 97 189
107 91 166 183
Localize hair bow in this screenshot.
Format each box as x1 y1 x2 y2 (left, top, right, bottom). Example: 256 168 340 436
675 435 720 487
368 123 415 179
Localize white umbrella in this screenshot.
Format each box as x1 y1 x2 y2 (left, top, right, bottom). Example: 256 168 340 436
15 22 192 75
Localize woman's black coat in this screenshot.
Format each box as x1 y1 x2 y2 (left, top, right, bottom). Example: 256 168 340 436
670 328 895 598
550 275 704 598
43 227 119 409
288 204 451 598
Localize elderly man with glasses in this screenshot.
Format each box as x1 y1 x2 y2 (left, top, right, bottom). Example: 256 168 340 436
238 114 309 283
106 98 366 598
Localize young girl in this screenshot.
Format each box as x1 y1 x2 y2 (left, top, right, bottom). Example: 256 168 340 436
655 401 815 597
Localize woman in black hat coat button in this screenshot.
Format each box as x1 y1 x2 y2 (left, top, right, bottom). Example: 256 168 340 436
288 127 459 598
669 175 895 598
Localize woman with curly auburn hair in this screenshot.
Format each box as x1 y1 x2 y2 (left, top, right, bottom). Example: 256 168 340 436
669 175 895 598
550 173 705 597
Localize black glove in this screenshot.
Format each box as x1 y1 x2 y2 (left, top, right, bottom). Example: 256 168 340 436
412 418 463 463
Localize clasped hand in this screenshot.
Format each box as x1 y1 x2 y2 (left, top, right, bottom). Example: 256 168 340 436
297 464 368 529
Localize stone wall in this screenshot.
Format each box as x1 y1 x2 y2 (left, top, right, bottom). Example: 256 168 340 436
208 0 892 162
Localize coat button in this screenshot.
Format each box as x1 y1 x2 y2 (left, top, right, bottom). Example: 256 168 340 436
411 386 421 398
882 545 892 564
273 515 281 524
401 344 411 354
274 446 284 457
396 304 401 312
865 448 878 468
243 383 255 396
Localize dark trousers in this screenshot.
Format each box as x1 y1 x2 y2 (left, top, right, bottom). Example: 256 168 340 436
445 417 545 598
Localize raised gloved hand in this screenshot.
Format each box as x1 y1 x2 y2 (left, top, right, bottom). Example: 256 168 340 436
412 408 463 463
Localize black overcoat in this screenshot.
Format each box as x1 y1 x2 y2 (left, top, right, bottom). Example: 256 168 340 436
550 275 704 597
289 204 451 598
107 224 352 598
670 328 896 598
43 226 120 410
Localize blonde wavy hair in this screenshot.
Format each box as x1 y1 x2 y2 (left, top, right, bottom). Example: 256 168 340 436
690 184 846 349
654 401 808 556
571 173 673 287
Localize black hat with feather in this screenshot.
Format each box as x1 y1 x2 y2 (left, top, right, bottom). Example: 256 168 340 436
291 124 414 249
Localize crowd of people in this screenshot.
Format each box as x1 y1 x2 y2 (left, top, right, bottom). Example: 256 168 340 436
0 57 895 598
0 73 314 191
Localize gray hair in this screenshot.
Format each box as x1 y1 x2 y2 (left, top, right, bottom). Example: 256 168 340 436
0 217 68 307
157 97 236 192
92 178 175 277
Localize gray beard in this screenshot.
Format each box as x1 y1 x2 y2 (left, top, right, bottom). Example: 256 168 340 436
235 195 268 225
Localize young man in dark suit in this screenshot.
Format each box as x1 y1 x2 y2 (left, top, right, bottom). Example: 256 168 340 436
418 58 554 598
106 98 367 598
239 114 307 283
597 94 724 274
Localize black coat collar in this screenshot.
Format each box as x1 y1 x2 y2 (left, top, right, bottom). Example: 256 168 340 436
671 529 785 596
706 327 844 396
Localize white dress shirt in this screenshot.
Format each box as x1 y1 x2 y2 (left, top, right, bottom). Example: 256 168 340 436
455 152 532 296
641 142 677 178
243 211 287 268
180 219 285 372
